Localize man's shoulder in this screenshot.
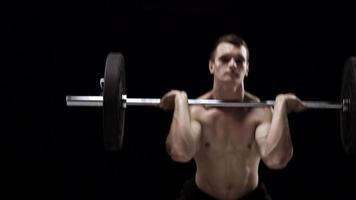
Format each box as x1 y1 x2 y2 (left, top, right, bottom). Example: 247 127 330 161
245 91 273 118
190 91 212 116
244 91 260 102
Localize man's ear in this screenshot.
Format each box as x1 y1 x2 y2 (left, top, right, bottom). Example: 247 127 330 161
245 62 249 77
209 60 214 74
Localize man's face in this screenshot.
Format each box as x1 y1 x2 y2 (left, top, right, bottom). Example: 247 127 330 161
209 42 249 84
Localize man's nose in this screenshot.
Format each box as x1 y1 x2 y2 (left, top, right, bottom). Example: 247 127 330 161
228 58 237 69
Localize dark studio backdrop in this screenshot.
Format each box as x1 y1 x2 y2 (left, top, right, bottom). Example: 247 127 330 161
3 1 356 199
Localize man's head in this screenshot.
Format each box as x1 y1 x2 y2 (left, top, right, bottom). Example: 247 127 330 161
209 34 249 84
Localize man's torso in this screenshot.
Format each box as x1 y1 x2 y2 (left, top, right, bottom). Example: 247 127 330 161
191 91 270 199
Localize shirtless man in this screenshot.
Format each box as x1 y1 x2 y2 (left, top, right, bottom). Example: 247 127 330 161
159 34 305 200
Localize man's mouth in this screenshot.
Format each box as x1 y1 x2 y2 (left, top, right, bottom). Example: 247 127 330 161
228 70 239 77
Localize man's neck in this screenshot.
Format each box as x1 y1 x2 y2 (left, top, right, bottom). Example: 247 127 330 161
212 81 245 101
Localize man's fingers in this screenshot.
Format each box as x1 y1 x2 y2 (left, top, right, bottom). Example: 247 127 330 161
297 103 305 112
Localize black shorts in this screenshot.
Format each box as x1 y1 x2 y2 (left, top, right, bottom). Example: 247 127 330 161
176 178 272 200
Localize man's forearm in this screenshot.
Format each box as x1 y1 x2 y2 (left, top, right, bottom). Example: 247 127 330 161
264 101 293 159
166 93 196 162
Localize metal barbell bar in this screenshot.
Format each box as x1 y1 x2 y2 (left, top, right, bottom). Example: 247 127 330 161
66 95 345 110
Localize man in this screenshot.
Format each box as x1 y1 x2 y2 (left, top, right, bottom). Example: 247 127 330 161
159 34 305 200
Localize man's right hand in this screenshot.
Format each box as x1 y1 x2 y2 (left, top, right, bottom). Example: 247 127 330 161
159 90 187 111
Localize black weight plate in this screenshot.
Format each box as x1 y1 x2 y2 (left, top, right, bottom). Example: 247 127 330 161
340 56 356 155
103 52 126 151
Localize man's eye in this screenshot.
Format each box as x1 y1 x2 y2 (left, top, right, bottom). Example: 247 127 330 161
220 56 230 63
235 59 243 64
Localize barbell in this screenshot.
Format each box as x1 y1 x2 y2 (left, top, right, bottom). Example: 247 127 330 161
66 52 356 154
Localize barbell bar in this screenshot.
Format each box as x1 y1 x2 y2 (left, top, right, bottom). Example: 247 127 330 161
65 52 356 154
66 95 344 109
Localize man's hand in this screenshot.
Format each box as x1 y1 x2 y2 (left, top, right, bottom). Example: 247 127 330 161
275 93 305 113
159 90 187 111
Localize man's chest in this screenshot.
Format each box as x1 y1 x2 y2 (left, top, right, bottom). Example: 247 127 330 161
198 108 258 150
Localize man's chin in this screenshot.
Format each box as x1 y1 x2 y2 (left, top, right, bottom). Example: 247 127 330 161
221 77 243 84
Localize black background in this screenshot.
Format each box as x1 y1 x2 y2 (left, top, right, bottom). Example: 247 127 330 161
3 1 356 199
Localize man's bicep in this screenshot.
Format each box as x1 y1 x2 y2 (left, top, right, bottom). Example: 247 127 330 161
255 108 273 155
190 106 203 152
190 120 202 150
255 122 271 146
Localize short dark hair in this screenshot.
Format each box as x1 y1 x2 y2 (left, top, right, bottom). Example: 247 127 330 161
210 34 249 61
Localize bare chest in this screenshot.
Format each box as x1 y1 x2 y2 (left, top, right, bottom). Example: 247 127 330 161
199 108 258 152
